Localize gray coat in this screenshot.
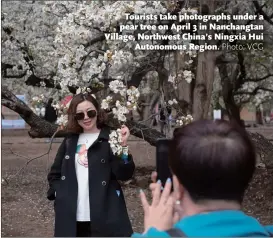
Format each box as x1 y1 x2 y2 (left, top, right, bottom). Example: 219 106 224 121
47 127 135 237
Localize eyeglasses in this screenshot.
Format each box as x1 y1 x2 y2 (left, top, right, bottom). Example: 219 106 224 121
74 110 97 121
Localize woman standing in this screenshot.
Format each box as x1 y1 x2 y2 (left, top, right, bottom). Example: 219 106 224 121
47 93 135 237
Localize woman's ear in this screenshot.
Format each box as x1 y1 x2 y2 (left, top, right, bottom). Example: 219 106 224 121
172 175 184 201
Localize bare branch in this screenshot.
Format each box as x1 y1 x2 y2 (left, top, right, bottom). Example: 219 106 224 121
137 113 160 125
3 130 59 182
235 86 273 95
246 74 273 82
253 1 273 25
9 148 29 160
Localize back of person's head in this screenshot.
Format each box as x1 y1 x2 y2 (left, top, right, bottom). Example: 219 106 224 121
169 119 256 204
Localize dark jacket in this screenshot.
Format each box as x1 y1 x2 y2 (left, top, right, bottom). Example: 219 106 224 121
47 127 135 237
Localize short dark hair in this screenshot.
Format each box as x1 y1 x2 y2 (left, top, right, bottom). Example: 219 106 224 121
66 93 107 133
169 119 256 203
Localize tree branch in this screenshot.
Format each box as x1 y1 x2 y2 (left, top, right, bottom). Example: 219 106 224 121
84 35 105 48
25 74 57 88
253 1 273 25
1 62 27 78
3 130 59 183
236 86 273 95
1 86 62 138
1 86 165 145
246 73 273 82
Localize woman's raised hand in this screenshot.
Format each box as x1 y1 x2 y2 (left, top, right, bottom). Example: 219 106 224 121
140 178 176 233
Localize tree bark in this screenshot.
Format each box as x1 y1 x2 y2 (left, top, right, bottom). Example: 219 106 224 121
192 1 217 120
175 51 192 114
193 51 216 120
217 60 243 126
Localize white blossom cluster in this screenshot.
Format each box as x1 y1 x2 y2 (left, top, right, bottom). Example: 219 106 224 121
4 1 272 157
167 49 197 88
176 114 194 127
180 8 198 14
183 70 194 84
48 1 201 93
53 98 72 127
109 129 123 156
109 79 127 96
76 86 92 95
168 75 175 84
56 114 68 128
101 96 113 110
108 79 129 122
112 100 129 122
126 86 140 110
168 99 178 106
253 91 272 107
75 87 96 99
236 81 273 106
106 80 140 123
53 102 68 115
30 95 46 116
2 1 60 82
183 50 197 84
30 95 45 108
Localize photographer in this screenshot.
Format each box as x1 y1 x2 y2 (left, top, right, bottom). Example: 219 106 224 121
134 120 273 237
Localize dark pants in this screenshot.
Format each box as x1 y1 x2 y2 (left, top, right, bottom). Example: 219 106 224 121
76 222 92 237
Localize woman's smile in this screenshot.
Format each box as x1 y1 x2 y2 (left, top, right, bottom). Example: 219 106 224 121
83 120 92 126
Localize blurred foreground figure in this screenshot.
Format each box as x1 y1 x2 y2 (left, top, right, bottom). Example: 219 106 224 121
44 98 57 123
134 119 273 237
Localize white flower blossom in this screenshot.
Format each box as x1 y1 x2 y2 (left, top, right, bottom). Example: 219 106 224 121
183 70 193 84
56 114 68 126
168 100 174 105
168 99 178 105
168 75 175 83
175 114 194 127
101 100 109 109
1 1 206 156
109 129 123 156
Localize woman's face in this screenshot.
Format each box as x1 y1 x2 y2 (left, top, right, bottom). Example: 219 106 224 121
75 100 98 132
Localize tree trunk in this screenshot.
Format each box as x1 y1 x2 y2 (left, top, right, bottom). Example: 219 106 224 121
175 51 192 114
192 1 217 120
193 51 216 120
217 58 244 127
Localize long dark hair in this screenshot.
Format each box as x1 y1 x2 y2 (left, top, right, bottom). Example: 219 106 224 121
66 93 107 133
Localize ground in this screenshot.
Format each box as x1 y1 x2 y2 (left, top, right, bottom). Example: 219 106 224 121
1 131 273 237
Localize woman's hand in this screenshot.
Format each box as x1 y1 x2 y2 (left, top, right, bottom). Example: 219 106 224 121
149 171 159 197
140 178 178 233
120 125 130 146
149 172 183 223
